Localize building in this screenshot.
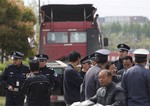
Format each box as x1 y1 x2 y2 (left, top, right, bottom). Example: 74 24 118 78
99 16 149 25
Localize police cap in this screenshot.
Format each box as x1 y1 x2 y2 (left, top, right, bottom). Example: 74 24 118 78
117 43 130 52
134 49 149 58
95 49 110 55
80 55 91 64
12 51 24 59
95 49 110 64
36 54 49 60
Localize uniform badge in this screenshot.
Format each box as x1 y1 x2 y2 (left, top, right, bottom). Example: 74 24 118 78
26 73 30 78
54 72 58 77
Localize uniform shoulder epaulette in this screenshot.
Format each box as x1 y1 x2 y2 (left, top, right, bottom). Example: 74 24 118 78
49 67 54 70
5 64 14 69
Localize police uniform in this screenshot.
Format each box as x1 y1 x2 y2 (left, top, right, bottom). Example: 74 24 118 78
1 51 30 106
22 60 50 106
84 49 110 99
114 43 130 70
36 54 59 92
79 56 91 101
121 49 150 106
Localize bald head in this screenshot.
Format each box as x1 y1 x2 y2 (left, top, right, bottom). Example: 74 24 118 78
98 69 112 87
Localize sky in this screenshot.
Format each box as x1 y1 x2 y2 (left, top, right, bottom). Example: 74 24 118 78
24 0 150 19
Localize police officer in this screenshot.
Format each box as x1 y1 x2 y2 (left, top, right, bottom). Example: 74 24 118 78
35 54 60 92
1 51 30 106
79 56 91 78
79 56 91 101
84 49 110 99
121 49 150 106
114 43 130 70
22 59 50 106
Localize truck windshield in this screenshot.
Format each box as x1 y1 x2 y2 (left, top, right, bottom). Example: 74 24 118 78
47 32 87 44
47 32 68 43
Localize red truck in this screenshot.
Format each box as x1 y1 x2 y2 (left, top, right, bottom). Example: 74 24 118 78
39 4 105 106
39 4 102 61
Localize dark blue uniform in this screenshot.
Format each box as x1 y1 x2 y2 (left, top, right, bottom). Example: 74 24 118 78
39 66 59 91
114 58 124 71
1 64 30 106
122 64 150 106
22 73 50 106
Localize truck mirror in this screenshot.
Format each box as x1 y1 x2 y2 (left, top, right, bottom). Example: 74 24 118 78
103 37 108 46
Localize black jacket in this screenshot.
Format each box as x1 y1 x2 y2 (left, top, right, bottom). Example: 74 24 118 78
21 73 50 106
90 82 126 106
63 64 83 104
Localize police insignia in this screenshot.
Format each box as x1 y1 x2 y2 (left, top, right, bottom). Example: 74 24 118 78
26 73 30 78
54 72 58 77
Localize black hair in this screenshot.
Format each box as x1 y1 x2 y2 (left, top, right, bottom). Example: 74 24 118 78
95 53 108 64
69 51 81 62
135 57 147 63
29 60 39 72
123 56 133 62
105 61 115 69
135 54 147 63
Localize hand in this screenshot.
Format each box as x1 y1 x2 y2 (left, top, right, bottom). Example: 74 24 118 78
8 85 14 91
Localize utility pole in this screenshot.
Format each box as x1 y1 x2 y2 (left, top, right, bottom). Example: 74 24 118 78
38 0 40 24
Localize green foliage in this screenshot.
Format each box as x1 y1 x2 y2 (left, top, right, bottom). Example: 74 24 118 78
0 0 37 63
101 22 150 50
0 59 29 74
0 96 5 106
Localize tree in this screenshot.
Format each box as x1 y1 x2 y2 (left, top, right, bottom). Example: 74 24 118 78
0 0 36 63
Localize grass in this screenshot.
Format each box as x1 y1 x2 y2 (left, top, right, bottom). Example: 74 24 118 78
0 96 5 106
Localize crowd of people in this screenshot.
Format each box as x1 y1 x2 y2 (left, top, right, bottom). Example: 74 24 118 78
0 52 60 106
66 43 150 106
0 43 150 106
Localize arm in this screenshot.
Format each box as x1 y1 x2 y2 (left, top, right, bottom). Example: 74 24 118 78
21 78 29 95
89 95 97 104
111 90 126 106
65 68 83 88
49 69 61 91
0 67 10 90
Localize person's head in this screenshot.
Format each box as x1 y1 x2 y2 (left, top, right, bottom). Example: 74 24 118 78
117 43 130 59
122 56 133 69
98 69 112 87
91 57 97 66
12 51 24 66
80 55 91 71
81 60 91 72
105 61 117 76
95 49 110 64
29 59 39 72
89 53 97 66
36 54 49 68
69 51 81 65
134 49 149 65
